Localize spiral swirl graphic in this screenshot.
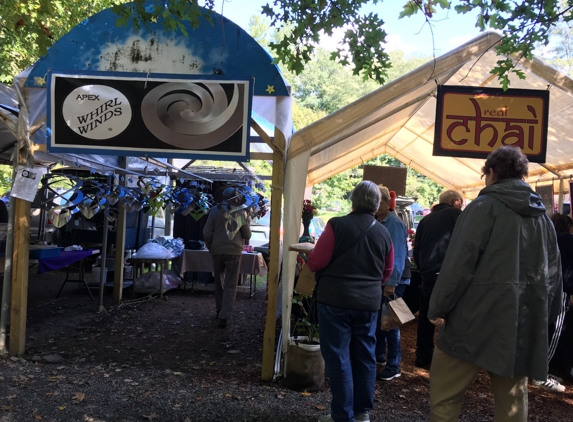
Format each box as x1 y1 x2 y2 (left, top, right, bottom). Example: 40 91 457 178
141 82 245 150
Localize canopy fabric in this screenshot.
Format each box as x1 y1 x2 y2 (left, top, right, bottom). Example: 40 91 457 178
288 31 573 199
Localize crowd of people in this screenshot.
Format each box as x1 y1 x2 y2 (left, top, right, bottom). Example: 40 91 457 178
305 146 566 422
201 146 568 421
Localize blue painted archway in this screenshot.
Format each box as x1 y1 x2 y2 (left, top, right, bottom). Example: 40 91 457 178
25 2 289 97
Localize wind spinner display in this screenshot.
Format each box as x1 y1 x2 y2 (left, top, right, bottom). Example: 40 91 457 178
37 174 216 228
216 184 269 240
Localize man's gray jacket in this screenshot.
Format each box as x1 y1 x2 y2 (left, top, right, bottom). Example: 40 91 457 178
203 206 251 255
429 178 563 380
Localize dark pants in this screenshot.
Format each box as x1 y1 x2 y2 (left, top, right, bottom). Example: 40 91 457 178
416 274 438 364
212 254 242 320
550 301 573 379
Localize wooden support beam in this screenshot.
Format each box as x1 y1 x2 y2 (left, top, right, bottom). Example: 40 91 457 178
261 126 285 381
249 152 274 161
113 157 127 304
9 197 30 356
251 119 284 159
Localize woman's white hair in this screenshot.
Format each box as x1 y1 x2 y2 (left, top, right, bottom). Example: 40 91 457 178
350 181 381 213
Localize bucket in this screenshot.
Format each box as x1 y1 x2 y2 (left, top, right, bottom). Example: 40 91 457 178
284 336 325 392
86 267 103 286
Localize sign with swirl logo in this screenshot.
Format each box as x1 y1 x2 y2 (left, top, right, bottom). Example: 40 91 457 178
47 71 253 160
434 85 549 163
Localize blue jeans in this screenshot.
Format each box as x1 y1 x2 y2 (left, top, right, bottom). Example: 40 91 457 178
318 303 378 422
376 283 408 372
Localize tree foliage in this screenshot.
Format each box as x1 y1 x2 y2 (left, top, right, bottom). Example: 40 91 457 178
0 0 118 82
262 0 573 89
2 0 572 87
0 165 13 195
311 155 442 213
541 19 573 76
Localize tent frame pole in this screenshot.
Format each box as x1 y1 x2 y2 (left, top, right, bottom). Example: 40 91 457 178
261 124 285 381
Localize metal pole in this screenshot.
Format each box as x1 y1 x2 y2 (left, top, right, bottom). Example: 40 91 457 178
97 175 111 311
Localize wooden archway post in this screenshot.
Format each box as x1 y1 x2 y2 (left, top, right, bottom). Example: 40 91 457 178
261 126 285 381
9 148 31 356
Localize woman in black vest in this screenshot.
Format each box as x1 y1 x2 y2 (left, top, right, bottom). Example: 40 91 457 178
308 181 394 422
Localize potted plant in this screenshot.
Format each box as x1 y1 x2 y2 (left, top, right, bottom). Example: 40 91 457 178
284 291 325 392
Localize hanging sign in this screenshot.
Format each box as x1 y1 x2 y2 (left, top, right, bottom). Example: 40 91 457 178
47 71 253 161
433 85 549 163
11 166 46 202
362 165 407 197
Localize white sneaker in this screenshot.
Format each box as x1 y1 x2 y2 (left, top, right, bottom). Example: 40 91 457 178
533 377 566 393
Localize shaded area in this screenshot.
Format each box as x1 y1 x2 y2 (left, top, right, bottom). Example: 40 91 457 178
0 270 569 421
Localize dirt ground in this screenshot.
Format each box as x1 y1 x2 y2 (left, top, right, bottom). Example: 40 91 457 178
0 267 571 422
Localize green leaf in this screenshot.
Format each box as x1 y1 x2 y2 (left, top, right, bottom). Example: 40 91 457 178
399 2 419 18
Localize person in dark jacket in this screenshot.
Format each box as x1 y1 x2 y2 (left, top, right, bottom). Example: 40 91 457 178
412 189 463 368
428 146 563 422
308 180 394 422
539 212 573 390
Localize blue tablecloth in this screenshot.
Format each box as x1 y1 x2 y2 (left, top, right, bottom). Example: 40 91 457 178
37 249 96 274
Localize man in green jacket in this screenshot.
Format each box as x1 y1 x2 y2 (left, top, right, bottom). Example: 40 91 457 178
428 146 563 422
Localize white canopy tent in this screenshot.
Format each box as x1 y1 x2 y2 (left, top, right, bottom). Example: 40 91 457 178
279 31 573 367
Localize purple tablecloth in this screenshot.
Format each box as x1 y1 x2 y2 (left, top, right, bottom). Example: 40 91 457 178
37 249 96 274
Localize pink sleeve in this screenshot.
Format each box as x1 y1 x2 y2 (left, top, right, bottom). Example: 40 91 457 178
382 245 394 284
307 222 335 272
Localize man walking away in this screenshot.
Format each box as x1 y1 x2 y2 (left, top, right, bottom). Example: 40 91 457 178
412 189 463 368
203 188 251 328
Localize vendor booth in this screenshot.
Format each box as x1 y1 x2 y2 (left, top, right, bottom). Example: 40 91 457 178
0 2 291 379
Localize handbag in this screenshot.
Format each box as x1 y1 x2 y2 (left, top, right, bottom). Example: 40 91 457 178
380 300 400 331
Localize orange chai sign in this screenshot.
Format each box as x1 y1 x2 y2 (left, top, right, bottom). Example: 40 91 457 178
433 85 549 163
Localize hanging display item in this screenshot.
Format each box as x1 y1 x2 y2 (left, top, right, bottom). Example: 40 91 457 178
216 184 269 240
36 174 216 223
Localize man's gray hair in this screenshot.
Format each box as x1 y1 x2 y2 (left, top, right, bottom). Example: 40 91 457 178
439 189 463 205
378 185 390 203
351 181 381 213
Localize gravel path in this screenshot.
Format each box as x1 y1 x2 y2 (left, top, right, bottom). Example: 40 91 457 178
0 270 569 421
